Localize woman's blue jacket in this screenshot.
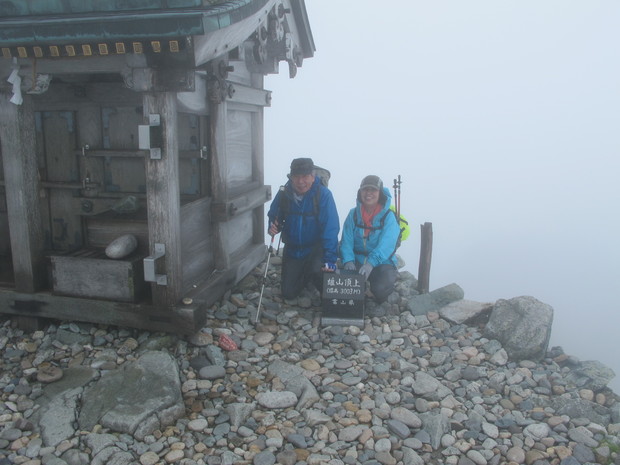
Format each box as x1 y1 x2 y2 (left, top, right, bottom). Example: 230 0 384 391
267 176 340 263
340 187 400 267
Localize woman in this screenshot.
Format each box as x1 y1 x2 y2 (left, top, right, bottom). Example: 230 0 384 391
340 175 400 303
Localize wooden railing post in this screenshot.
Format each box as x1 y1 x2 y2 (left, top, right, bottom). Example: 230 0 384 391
417 222 433 294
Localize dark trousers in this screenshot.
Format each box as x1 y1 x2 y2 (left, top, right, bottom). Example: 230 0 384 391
281 245 324 300
357 263 397 303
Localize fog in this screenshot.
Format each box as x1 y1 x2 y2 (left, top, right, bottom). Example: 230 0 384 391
263 1 620 392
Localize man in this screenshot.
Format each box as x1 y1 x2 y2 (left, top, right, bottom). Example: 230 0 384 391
267 158 340 300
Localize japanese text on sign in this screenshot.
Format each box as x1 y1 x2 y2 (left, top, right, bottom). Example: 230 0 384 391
324 275 363 298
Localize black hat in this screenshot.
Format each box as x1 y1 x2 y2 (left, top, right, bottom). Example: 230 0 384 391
359 175 382 190
290 158 315 176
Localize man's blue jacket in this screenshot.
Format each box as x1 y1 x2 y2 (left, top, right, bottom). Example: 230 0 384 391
267 176 340 263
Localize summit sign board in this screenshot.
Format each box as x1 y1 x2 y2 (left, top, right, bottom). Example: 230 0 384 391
321 271 365 326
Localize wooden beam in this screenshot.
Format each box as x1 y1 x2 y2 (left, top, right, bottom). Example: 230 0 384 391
227 82 271 107
0 289 206 335
143 93 183 306
211 185 271 221
187 242 266 304
0 93 45 292
0 54 147 80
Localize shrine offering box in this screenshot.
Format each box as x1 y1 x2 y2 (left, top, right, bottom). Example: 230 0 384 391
51 249 145 302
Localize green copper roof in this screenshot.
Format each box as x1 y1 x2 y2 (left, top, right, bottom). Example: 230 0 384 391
0 0 269 46
0 1 205 16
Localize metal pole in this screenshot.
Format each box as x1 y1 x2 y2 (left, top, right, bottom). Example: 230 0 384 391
393 175 402 219
397 175 402 220
255 235 275 323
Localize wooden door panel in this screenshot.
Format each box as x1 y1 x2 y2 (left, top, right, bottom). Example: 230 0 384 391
41 111 82 251
225 109 252 190
102 106 145 194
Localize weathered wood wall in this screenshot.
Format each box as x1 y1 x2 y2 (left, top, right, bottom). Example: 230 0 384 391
0 48 271 328
0 93 45 291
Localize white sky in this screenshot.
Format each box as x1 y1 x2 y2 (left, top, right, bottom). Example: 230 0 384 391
264 1 620 391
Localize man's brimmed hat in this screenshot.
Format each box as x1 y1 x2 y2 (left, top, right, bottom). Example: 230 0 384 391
290 158 315 176
359 175 383 190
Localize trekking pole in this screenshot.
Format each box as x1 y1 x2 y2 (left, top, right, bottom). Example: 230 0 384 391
397 175 402 219
255 234 275 323
276 232 282 256
393 175 402 219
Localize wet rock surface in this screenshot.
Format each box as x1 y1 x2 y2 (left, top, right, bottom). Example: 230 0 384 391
0 261 618 465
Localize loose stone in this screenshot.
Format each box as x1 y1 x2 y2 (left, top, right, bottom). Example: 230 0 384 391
0 265 617 465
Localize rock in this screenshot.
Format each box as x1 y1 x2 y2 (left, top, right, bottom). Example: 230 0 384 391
256 391 298 409
139 451 160 465
402 447 425 465
105 234 138 259
226 402 256 428
550 397 611 425
37 365 63 383
412 371 452 400
523 423 550 440
253 450 276 465
38 387 79 447
303 409 332 426
390 407 422 428
267 360 319 409
484 296 553 361
572 443 596 464
386 419 412 439
567 426 599 447
187 419 208 432
77 351 184 439
506 446 525 463
419 412 450 449
198 365 226 380
438 299 493 325
564 360 616 391
276 450 297 465
407 283 464 315
338 425 366 442
1 262 619 465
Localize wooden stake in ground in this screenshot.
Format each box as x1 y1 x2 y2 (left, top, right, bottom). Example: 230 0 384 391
417 222 433 294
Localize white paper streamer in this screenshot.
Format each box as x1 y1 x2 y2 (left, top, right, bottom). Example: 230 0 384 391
7 59 23 105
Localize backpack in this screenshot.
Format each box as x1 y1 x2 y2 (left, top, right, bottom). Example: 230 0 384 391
390 205 410 243
353 206 409 251
278 165 330 220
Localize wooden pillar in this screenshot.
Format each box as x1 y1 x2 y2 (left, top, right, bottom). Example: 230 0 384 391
417 222 433 294
0 93 45 292
143 92 182 307
251 90 266 244
209 95 231 270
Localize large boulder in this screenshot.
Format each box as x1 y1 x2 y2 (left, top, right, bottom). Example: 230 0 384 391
33 367 98 447
483 296 553 362
563 360 616 391
78 350 185 440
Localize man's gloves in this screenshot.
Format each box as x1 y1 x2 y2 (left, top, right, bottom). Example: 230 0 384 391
268 220 281 237
323 262 337 272
343 261 356 271
359 263 374 278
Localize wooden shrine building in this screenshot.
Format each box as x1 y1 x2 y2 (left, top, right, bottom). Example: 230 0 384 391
0 0 314 333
